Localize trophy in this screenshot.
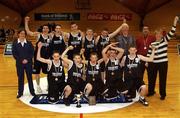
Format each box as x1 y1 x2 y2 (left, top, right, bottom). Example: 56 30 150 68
75 94 82 108
88 96 96 105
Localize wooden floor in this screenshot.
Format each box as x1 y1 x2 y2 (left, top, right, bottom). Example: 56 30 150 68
0 53 180 118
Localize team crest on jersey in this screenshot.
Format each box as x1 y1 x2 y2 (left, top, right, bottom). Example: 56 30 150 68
78 36 82 41
96 65 100 69
114 60 119 65
135 58 140 63
59 36 63 40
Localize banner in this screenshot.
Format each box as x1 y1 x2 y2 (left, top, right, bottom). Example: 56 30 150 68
87 13 132 21
4 42 13 56
34 13 80 21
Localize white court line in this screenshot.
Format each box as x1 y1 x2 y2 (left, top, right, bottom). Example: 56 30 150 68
19 77 138 114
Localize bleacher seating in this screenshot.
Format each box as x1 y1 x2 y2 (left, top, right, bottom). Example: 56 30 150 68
0 34 179 54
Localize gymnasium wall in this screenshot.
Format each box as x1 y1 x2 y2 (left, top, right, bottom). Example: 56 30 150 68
26 0 139 34
145 0 180 33
0 0 180 35
0 4 21 29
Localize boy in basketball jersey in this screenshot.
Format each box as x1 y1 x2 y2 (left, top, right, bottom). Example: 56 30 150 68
25 16 52 93
49 24 66 56
67 22 83 60
80 51 105 99
96 23 128 58
61 46 92 101
96 23 128 83
102 43 128 99
82 28 96 60
37 42 72 106
121 45 155 106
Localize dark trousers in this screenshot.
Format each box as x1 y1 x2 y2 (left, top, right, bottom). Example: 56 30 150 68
139 61 146 81
47 77 66 102
147 62 168 97
16 63 35 95
124 78 136 98
105 77 127 98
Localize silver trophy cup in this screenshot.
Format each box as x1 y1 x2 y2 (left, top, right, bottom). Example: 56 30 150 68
75 94 82 108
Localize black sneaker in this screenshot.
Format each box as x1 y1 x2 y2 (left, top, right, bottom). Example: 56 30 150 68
64 98 70 106
160 96 165 100
139 97 149 106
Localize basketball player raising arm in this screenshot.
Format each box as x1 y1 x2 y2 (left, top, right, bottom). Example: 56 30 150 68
102 42 124 63
61 46 93 100
101 43 132 101
81 28 96 60
95 23 128 85
95 23 128 47
49 24 67 56
83 51 105 97
37 42 72 106
66 22 84 60
25 16 52 93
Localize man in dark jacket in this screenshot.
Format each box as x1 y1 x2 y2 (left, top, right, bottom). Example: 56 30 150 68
12 29 35 98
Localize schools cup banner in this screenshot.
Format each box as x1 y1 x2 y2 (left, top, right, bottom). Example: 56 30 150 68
34 13 80 21
87 13 132 21
4 42 13 56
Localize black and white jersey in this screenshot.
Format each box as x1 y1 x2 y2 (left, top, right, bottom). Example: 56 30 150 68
124 55 142 78
68 32 82 51
67 33 82 59
97 35 110 58
47 60 65 82
34 34 51 59
84 36 96 59
67 62 84 85
50 34 66 55
105 59 121 79
147 26 176 63
86 61 101 83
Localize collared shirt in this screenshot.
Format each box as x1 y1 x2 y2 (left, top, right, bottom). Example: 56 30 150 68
18 38 27 47
136 35 155 56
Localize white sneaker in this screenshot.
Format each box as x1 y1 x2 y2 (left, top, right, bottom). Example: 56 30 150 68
37 85 42 93
139 97 149 106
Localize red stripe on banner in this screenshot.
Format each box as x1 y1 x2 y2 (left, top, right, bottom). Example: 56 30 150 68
80 113 83 118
